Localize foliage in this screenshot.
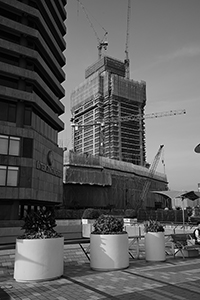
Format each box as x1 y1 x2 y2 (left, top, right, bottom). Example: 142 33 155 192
144 219 165 233
19 207 62 239
55 208 85 219
54 208 125 219
137 209 186 223
82 208 100 219
92 214 125 234
124 209 136 218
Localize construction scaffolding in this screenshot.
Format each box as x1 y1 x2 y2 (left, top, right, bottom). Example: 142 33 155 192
70 56 146 165
63 150 168 209
70 72 102 110
85 56 126 79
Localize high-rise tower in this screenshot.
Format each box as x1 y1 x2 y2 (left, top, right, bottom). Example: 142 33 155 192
71 55 146 165
0 0 67 219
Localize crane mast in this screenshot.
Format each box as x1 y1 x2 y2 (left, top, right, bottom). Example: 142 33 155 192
97 34 108 59
125 0 131 79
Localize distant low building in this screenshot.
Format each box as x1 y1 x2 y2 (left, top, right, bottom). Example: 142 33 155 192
63 151 168 210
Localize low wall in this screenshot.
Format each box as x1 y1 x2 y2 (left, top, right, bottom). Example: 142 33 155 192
0 221 24 244
56 220 82 239
137 209 187 223
0 220 82 245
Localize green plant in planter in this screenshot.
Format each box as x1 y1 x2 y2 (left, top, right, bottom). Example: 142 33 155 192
144 219 165 233
19 207 62 239
92 214 126 234
82 208 100 219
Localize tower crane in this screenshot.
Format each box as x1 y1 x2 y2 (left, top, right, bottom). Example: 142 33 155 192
71 109 186 127
71 109 186 157
139 145 164 209
76 0 108 59
108 109 186 124
125 0 131 79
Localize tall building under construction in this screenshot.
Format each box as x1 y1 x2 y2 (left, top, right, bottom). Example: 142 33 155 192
71 56 147 166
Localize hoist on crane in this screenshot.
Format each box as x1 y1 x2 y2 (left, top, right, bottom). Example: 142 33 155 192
76 0 108 59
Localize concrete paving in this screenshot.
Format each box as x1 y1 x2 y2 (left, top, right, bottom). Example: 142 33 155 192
1 242 200 299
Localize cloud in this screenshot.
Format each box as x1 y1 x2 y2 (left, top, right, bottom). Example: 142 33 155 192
157 45 200 63
133 45 200 74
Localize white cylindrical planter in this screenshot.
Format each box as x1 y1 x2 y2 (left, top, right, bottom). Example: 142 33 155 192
14 237 64 282
145 232 166 262
82 219 95 238
90 233 129 271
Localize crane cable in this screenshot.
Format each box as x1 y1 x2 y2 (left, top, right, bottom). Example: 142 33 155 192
76 0 108 44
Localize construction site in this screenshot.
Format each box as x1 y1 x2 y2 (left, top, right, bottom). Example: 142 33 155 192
63 149 168 210
63 0 181 210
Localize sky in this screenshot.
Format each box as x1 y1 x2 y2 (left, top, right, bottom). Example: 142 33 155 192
60 0 200 192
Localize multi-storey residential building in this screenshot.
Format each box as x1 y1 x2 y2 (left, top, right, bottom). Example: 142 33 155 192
0 0 67 220
71 56 147 166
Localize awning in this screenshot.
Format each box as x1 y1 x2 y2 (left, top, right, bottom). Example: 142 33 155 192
151 190 200 200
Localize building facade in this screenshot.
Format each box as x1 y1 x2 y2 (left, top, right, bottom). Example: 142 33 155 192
71 56 147 165
63 151 168 210
0 0 67 220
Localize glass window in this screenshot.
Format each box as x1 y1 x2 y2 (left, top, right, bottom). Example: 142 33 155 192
0 102 8 121
7 166 19 186
0 166 6 186
8 104 16 122
9 137 20 156
0 135 8 154
0 166 19 186
0 101 16 122
0 135 20 156
22 138 33 158
24 107 32 126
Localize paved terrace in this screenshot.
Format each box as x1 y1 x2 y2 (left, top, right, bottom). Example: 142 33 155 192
1 239 200 300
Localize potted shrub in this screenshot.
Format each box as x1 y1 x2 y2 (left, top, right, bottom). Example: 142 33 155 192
90 214 129 271
81 208 100 238
14 207 64 282
144 220 166 262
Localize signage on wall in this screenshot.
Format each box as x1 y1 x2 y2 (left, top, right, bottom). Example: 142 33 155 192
47 150 54 166
36 151 62 178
